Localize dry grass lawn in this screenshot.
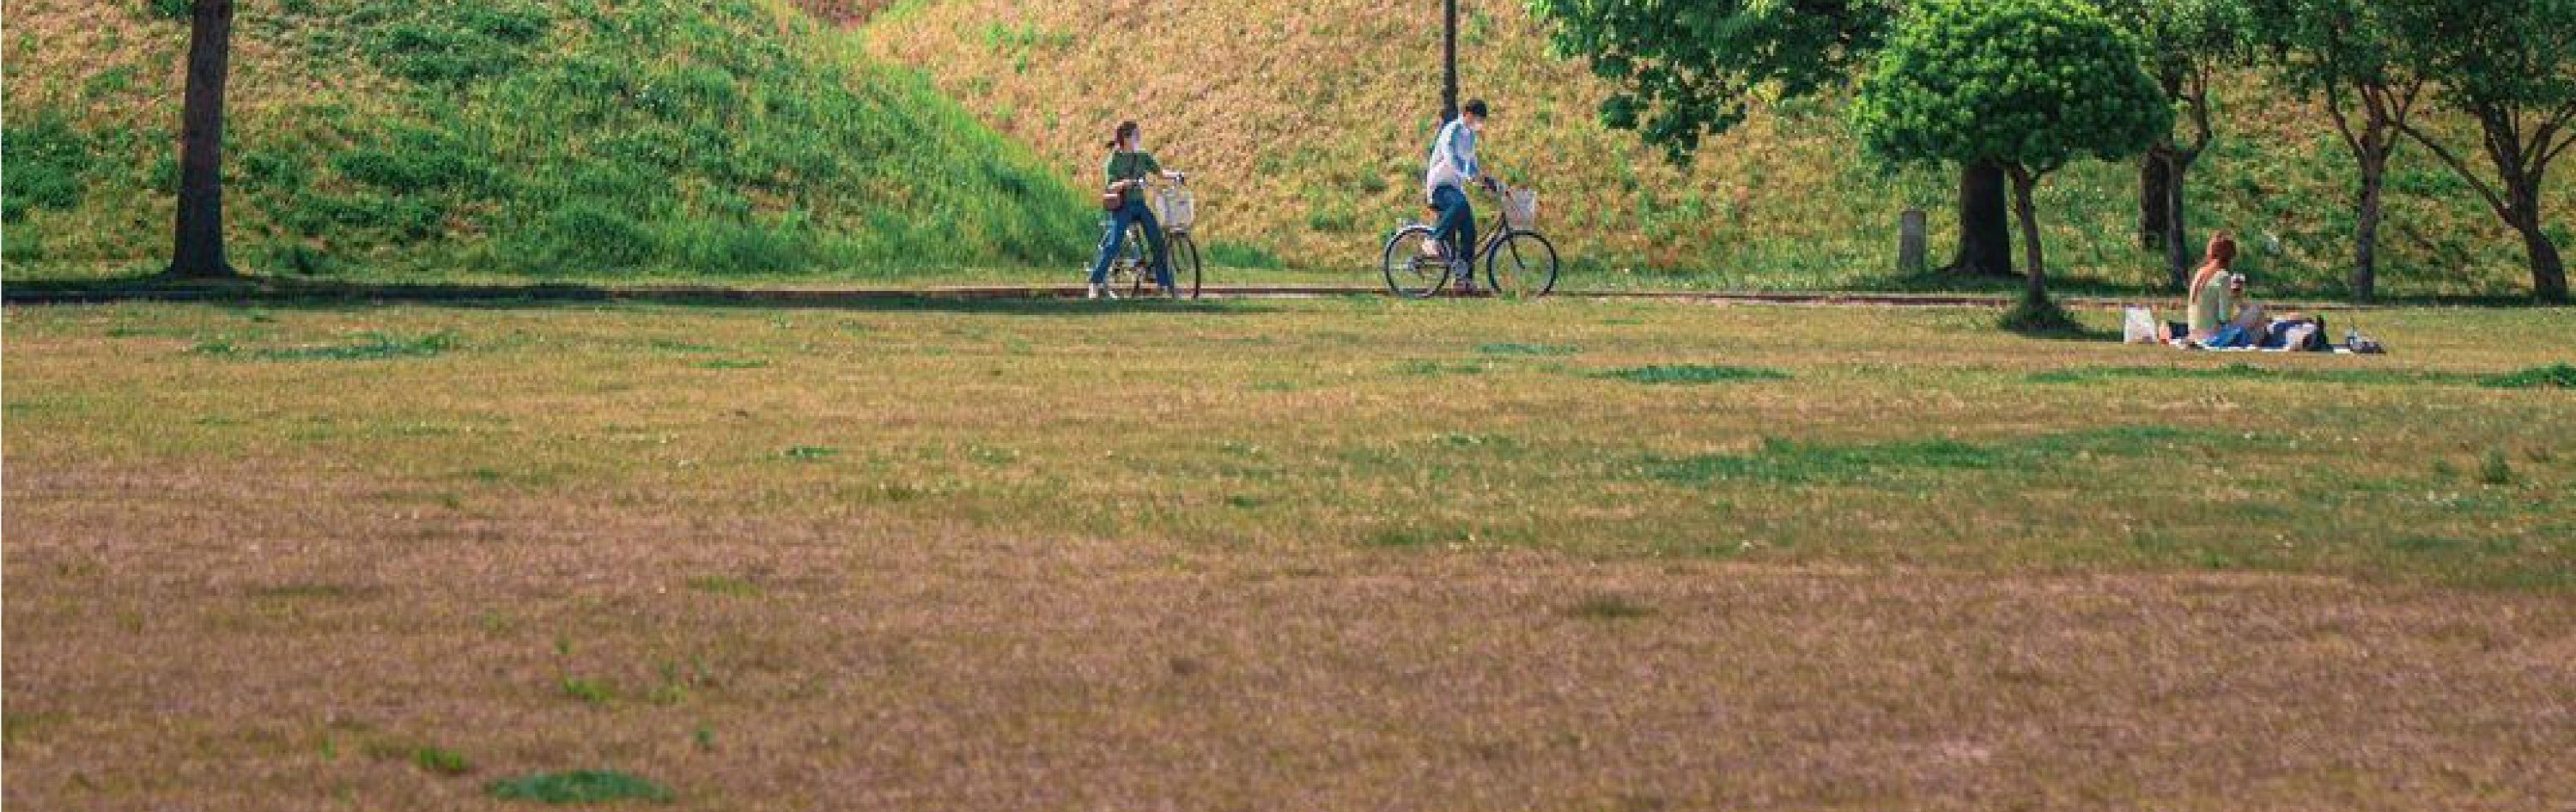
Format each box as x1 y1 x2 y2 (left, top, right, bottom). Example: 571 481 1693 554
5 298 2572 810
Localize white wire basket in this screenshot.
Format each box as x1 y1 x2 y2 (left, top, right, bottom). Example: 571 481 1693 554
1153 185 1196 232
1503 187 1538 227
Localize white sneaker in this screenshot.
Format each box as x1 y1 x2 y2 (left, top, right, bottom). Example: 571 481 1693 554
1086 284 1102 300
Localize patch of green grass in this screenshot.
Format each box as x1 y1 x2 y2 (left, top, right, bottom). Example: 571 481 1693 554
1365 527 1469 548
248 583 350 599
2478 449 2514 485
558 677 614 706
684 575 760 597
413 745 472 776
2028 362 2477 385
1 112 93 224
1600 365 1789 385
1997 296 2088 336
249 332 458 361
782 445 839 461
1565 593 1656 620
2480 363 2576 389
485 770 671 803
1397 360 1488 376
1203 240 1284 269
1643 427 2200 486
696 358 769 369
1476 342 1580 356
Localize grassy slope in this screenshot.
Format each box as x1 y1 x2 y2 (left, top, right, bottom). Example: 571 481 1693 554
1 0 1097 281
866 0 2573 297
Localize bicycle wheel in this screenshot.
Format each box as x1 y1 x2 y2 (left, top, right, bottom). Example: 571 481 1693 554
1381 225 1450 299
1485 230 1559 299
1170 233 1203 299
1121 222 1153 299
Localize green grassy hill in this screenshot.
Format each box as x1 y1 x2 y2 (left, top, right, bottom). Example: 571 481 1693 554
4 0 2567 296
2 0 1097 281
866 0 2571 297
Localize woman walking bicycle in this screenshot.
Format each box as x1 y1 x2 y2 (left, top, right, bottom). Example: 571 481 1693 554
1088 120 1188 300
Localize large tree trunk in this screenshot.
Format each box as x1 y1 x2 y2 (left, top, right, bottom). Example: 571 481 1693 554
2008 167 2046 304
2352 153 2389 303
2139 154 2171 251
2518 211 2569 304
1947 160 2014 277
2161 151 2192 291
168 0 236 279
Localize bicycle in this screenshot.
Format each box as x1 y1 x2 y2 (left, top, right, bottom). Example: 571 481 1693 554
1379 178 1558 299
1098 175 1204 299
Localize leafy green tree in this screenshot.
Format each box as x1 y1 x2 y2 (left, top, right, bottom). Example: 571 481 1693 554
2252 0 2425 302
2104 0 2251 289
1521 0 1887 164
1518 1 2044 276
1850 0 2172 308
2389 0 2574 303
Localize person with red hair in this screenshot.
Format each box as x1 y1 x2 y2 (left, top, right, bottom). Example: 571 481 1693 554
2182 232 2240 342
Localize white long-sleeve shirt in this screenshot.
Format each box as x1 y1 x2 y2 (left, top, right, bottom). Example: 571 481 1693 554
1423 118 1479 201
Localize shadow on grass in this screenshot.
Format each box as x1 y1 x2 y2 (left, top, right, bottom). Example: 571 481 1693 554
1857 268 2563 309
1999 295 2122 342
0 276 1279 317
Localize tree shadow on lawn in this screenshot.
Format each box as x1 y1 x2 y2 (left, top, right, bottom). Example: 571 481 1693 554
0 276 1280 317
1861 268 2559 309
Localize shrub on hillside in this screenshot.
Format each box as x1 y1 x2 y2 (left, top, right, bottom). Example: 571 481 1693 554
2 114 94 223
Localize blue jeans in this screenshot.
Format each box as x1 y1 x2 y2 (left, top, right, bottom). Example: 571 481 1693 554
1088 199 1171 288
2206 324 2255 348
1429 185 1476 271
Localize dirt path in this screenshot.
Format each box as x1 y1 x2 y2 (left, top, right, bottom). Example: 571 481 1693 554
1 279 2365 311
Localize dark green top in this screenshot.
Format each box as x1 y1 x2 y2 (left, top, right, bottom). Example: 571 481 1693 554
1105 150 1161 204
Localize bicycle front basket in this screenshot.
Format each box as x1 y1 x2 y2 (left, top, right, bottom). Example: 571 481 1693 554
1154 186 1197 231
1504 188 1538 227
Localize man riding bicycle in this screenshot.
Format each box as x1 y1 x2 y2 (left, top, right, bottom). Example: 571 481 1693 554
1423 99 1495 294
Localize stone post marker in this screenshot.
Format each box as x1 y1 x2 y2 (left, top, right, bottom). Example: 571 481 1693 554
1898 208 1929 275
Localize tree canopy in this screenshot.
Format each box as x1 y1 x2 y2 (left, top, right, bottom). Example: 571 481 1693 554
1851 0 2172 309
1524 0 1889 163
1850 0 2172 178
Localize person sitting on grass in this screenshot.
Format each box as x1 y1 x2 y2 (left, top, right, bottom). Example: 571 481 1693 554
2219 273 2336 351
2178 232 2239 343
1086 120 1187 300
2201 272 2270 348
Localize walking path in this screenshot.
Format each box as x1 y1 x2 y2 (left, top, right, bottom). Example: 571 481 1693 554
2 281 2366 311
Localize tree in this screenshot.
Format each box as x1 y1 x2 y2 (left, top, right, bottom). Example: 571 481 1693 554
2389 0 2574 303
1514 2 2026 272
2105 0 2250 289
169 0 238 279
1850 0 2172 312
2254 0 2424 302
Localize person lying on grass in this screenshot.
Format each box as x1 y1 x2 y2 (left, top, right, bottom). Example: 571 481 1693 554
2201 273 2329 350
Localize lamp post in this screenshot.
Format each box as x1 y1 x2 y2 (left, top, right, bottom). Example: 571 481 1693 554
1442 0 1459 123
